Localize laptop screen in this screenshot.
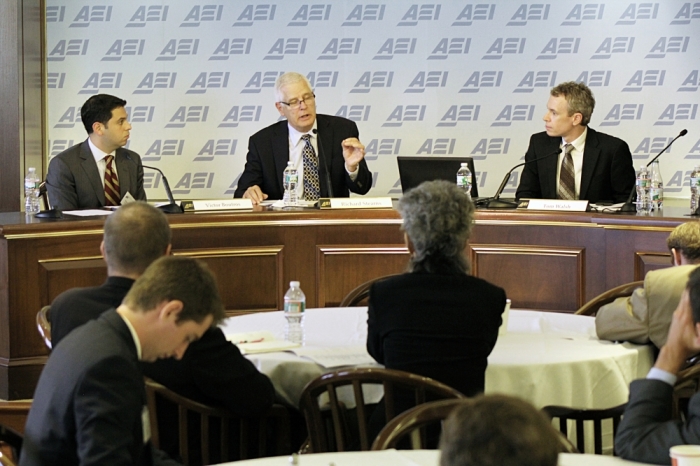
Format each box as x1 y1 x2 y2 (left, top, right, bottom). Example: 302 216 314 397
397 156 478 198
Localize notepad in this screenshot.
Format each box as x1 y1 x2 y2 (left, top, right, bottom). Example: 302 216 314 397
225 331 300 354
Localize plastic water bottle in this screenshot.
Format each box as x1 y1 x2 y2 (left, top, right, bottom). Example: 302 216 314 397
283 161 298 207
24 167 41 214
635 165 651 214
649 160 663 211
691 165 700 215
456 163 472 201
284 281 305 345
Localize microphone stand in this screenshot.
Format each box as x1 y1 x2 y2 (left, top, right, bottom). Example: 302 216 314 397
34 182 63 219
142 165 184 214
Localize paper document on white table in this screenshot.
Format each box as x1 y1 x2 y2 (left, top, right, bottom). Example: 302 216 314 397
290 345 378 368
226 331 300 354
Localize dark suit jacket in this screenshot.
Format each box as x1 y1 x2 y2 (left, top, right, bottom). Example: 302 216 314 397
233 114 372 199
20 310 179 466
46 139 147 211
367 272 506 397
616 378 700 465
515 127 635 203
48 277 276 417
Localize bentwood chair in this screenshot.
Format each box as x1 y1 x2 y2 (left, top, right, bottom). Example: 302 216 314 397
145 379 291 465
0 422 23 465
339 274 401 307
299 367 466 453
36 306 52 350
542 403 627 454
574 281 643 316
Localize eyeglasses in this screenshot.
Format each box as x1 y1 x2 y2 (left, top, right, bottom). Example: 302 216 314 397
279 93 315 110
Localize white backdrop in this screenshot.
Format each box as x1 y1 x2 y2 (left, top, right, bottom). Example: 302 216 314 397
45 1 700 200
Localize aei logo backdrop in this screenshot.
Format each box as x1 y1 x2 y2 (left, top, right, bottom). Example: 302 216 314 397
46 1 700 199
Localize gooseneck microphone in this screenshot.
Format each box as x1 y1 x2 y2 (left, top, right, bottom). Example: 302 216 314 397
479 148 563 209
34 181 63 219
312 128 334 198
142 165 184 214
619 128 688 213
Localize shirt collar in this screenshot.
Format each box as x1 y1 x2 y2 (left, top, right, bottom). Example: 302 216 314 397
288 120 318 147
117 311 143 360
87 137 115 163
563 127 587 153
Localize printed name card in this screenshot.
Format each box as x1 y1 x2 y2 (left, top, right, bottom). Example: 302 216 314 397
317 197 393 209
181 199 253 212
523 199 589 211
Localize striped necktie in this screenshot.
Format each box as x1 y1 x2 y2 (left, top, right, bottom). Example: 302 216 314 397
104 155 121 206
557 144 576 200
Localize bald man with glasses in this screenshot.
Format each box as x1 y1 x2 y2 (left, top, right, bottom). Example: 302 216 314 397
234 72 372 203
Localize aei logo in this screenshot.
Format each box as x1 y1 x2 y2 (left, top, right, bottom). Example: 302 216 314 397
373 38 417 60
350 72 394 93
70 6 112 28
156 39 199 61
460 71 503 93
133 72 177 95
471 138 511 161
452 4 496 26
491 105 535 127
46 6 65 22
306 71 339 88
561 4 605 25
382 105 426 127
126 5 168 27
591 37 634 59
671 3 700 25
631 136 675 160
318 38 361 60
180 5 224 27
335 106 371 122
195 140 237 162
264 39 307 60
143 140 185 162
679 70 700 92
241 71 284 93
210 39 253 60
48 39 89 62
428 39 470 60
405 72 449 93
187 72 230 94
364 139 401 160
654 104 698 126
54 107 82 129
622 70 666 92
173 173 216 195
513 71 556 93
218 106 263 128
416 139 456 155
398 4 441 26
616 3 659 25
342 4 386 26
288 4 332 26
600 104 644 126
101 39 145 62
233 4 276 26
507 4 550 26
645 37 690 59
79 73 122 95
437 106 481 127
482 38 526 60
48 73 66 89
537 38 580 60
165 107 209 128
576 71 612 87
49 140 75 156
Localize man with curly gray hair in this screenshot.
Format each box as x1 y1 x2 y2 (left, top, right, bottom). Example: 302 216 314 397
516 81 634 203
366 180 506 441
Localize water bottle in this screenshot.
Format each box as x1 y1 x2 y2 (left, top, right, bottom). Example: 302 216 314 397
456 163 472 201
691 165 700 215
635 165 651 214
24 167 41 214
283 161 298 207
284 281 305 345
649 160 663 211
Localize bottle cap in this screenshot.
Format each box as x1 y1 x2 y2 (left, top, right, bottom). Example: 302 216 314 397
290 281 300 287
460 163 467 167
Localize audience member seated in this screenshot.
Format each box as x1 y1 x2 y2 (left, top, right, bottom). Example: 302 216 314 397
596 221 700 349
439 394 561 466
21 256 225 466
616 267 700 465
366 180 506 440
48 202 276 461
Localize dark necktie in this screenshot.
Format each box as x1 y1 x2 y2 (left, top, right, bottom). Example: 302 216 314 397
557 144 576 200
301 135 320 201
104 155 120 206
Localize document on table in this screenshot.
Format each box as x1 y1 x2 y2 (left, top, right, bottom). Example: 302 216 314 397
226 331 300 354
290 345 378 368
62 209 113 216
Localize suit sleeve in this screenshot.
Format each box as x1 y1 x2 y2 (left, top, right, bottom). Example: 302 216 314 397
186 328 276 417
515 135 542 200
46 156 80 211
234 136 264 198
610 139 635 203
132 152 147 201
366 284 384 364
343 121 372 195
74 356 150 466
616 379 700 465
595 287 650 344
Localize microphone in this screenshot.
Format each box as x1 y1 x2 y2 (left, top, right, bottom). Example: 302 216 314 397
312 128 334 198
34 181 63 219
620 129 688 213
480 148 563 209
142 165 184 214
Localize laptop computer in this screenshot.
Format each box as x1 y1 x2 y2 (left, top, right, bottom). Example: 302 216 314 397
397 156 478 198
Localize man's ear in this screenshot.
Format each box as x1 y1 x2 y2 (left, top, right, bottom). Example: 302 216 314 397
100 241 106 260
671 248 683 266
275 102 284 116
159 300 184 323
165 244 173 256
572 112 583 126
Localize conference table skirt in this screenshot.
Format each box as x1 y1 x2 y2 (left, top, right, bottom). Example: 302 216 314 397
214 449 649 465
220 307 654 410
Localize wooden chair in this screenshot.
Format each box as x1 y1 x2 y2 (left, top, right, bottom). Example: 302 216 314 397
36 306 52 350
0 422 23 465
145 379 291 465
0 401 32 435
299 367 466 452
574 281 643 316
0 453 17 466
339 274 401 307
542 403 626 454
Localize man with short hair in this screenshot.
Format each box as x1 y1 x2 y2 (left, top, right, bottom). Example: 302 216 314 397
46 93 147 211
234 72 372 203
596 221 700 349
439 395 561 466
21 256 225 465
616 267 700 464
516 81 635 203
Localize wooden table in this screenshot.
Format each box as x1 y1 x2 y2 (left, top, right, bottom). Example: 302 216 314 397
0 202 690 398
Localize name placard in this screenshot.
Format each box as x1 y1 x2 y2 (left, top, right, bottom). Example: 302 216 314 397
318 197 393 210
523 199 589 212
181 199 253 212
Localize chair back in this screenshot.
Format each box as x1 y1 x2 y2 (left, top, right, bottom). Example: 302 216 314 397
0 422 23 465
542 403 626 454
299 367 466 453
0 401 31 436
574 281 642 316
144 379 290 465
36 306 52 350
371 398 470 450
339 274 401 307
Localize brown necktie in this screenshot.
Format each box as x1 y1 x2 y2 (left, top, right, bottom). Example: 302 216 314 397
557 144 576 200
301 135 320 201
104 155 121 206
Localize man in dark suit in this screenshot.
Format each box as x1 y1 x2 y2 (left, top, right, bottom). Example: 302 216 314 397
49 202 276 420
46 94 147 211
21 256 225 466
234 72 372 203
615 267 700 465
515 82 635 204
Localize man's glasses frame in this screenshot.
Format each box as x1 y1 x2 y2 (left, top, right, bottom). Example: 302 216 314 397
279 93 316 110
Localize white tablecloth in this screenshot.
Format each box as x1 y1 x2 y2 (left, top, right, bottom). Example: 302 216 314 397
221 307 653 410
215 449 648 465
